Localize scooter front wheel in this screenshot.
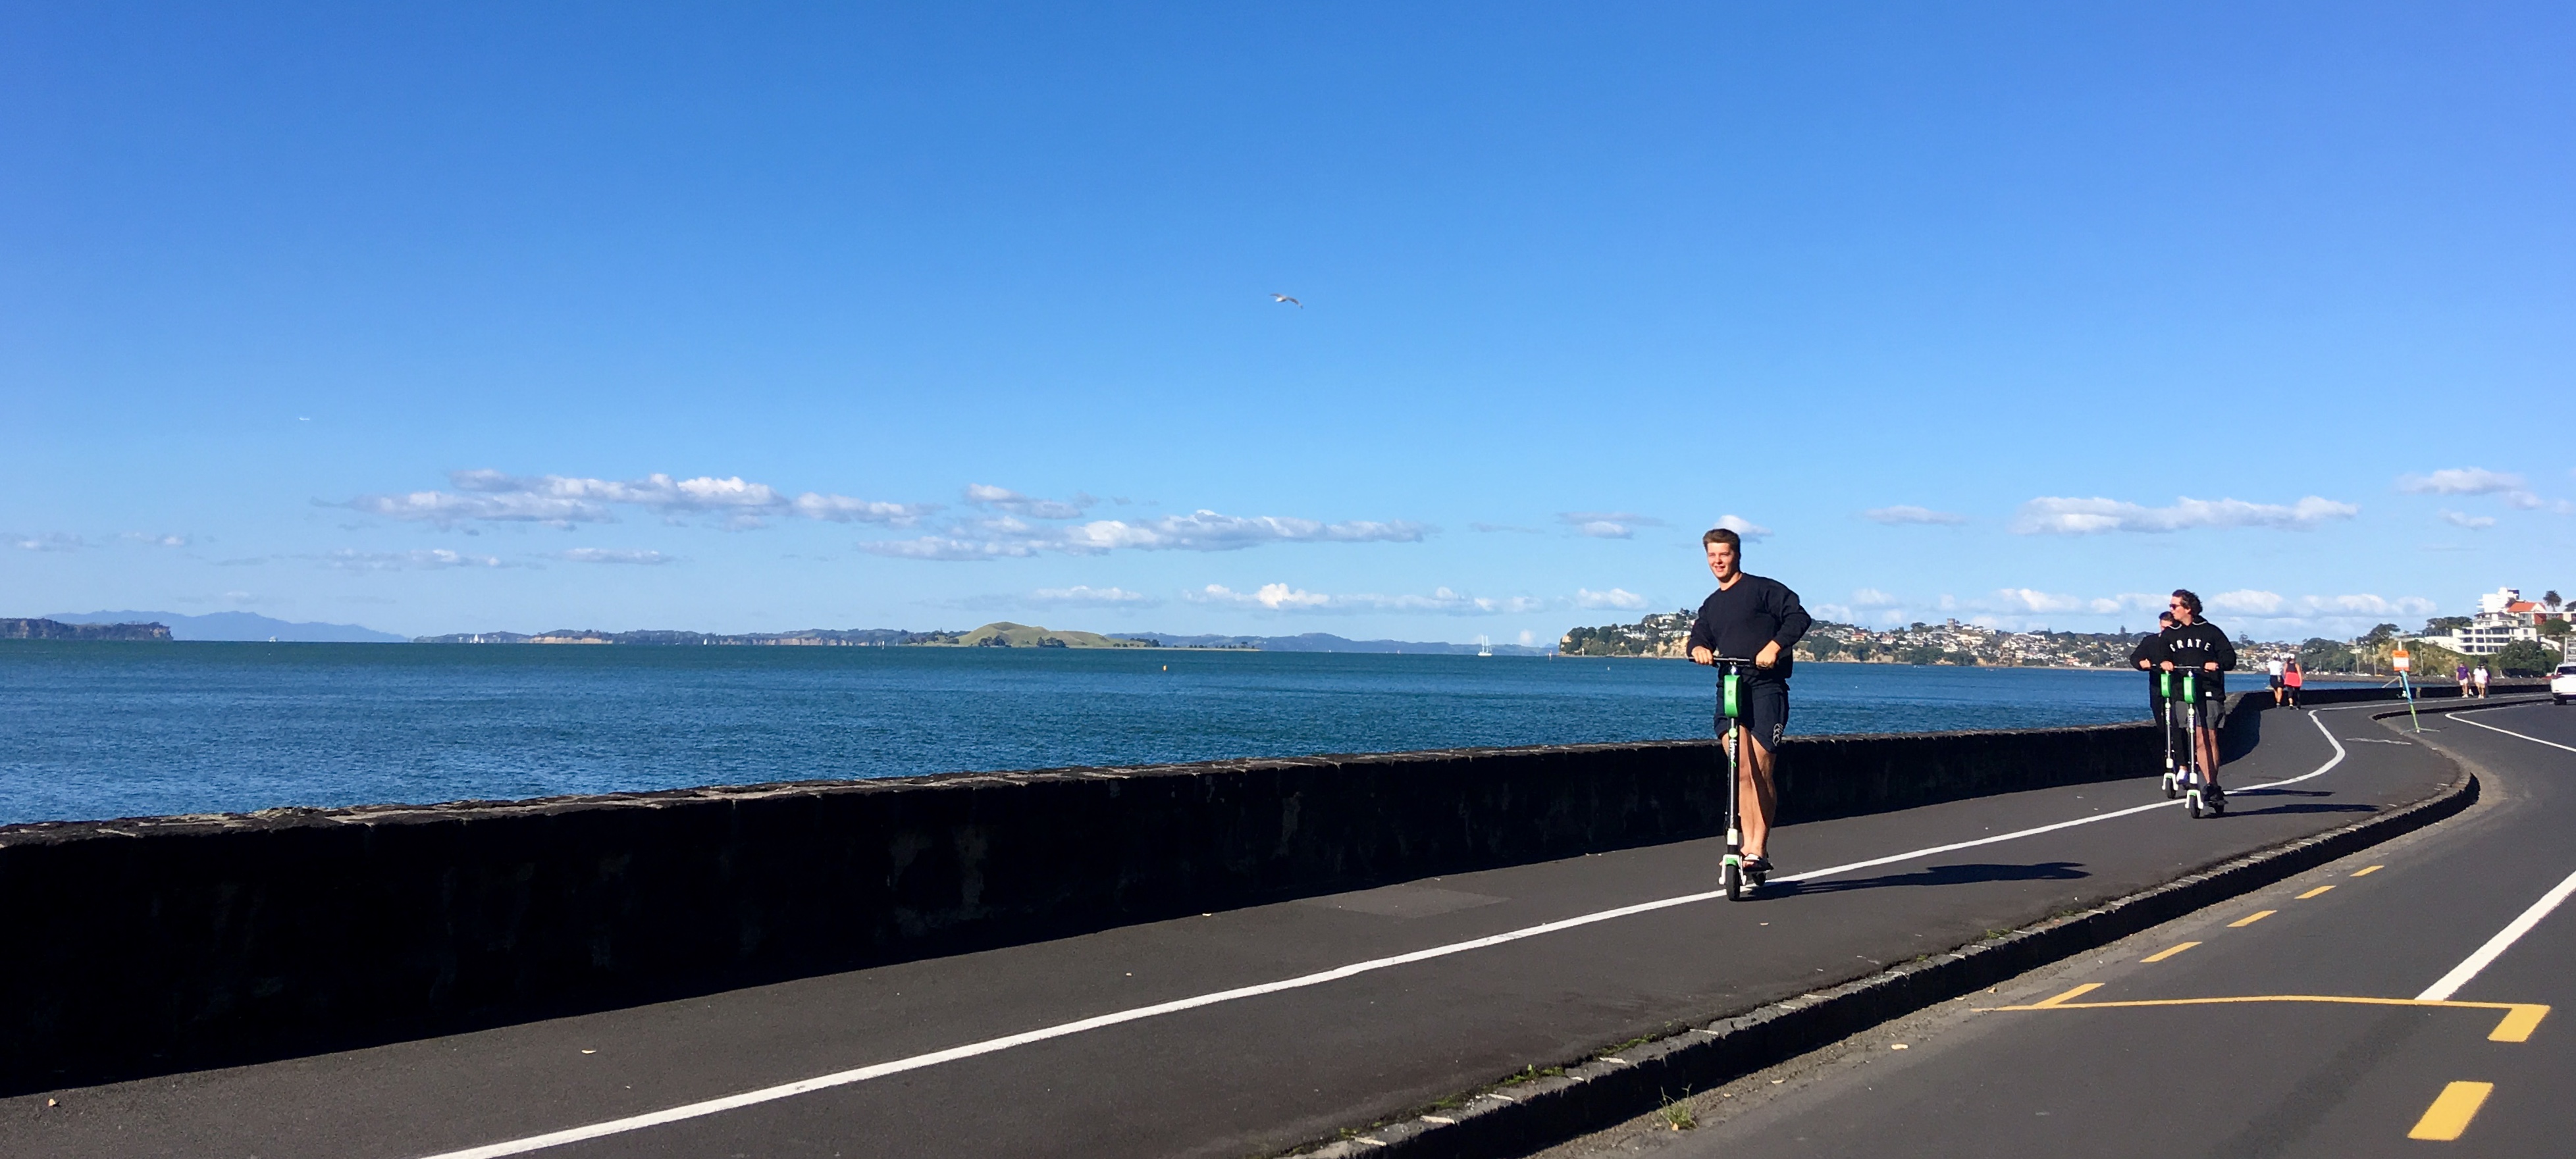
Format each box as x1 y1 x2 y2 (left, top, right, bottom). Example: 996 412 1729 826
2186 790 2203 819
1723 862 1742 902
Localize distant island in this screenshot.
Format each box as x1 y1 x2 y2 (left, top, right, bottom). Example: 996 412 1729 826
3 617 172 641
45 610 408 643
415 621 1159 648
415 627 916 646
412 621 1546 654
1114 631 1548 656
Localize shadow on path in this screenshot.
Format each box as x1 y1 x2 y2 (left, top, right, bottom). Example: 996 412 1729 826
1764 861 2088 898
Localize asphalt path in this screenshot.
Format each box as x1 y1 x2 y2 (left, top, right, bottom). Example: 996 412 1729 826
0 702 2470 1159
1539 698 2573 1158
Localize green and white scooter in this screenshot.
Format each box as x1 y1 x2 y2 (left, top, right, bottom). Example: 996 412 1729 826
1714 657 1764 900
2178 669 2224 819
2159 669 2179 799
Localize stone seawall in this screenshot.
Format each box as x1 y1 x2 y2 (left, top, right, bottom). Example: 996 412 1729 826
0 683 2462 1094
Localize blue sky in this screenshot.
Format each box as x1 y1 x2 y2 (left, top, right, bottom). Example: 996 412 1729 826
5 2 2571 644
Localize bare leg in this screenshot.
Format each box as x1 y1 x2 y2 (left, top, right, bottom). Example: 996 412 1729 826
2195 725 2221 789
1738 725 1777 858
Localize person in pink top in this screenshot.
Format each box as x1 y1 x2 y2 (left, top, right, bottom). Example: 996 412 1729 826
2283 659 2303 708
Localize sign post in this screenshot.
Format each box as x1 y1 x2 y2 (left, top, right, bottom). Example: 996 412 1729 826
2392 644 2420 733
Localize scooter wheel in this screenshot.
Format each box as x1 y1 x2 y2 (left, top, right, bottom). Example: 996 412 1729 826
2186 791 2203 819
2163 776 2177 800
1723 862 1742 902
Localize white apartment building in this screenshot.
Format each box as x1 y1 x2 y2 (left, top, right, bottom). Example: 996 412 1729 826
2434 587 2548 656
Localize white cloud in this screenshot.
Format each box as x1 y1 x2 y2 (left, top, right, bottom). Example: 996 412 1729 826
868 509 1431 559
792 494 937 524
2011 495 2358 534
964 484 1095 521
1029 585 1157 606
1995 588 2089 614
1558 511 1665 539
1575 587 1649 610
320 548 517 571
2209 590 2285 616
341 469 937 530
1188 583 1541 615
2440 510 2496 530
2207 590 2437 620
2398 467 2525 496
557 548 677 565
1862 505 1966 526
121 532 191 548
1850 588 1902 607
8 532 86 552
1469 522 1542 534
1712 514 1772 540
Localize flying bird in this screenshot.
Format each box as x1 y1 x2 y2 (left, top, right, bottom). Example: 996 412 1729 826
1270 294 1301 308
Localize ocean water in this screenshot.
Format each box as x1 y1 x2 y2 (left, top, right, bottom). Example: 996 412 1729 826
0 643 2156 827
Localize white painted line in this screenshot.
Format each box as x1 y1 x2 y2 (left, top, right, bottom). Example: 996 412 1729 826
415 706 2363 1159
2418 864 2576 1002
2413 706 2576 1002
2450 712 2576 754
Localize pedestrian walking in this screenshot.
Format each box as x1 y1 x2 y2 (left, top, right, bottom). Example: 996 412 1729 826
2284 658 2303 708
2475 663 2490 698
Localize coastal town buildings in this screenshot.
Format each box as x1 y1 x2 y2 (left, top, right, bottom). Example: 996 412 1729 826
2422 586 2560 656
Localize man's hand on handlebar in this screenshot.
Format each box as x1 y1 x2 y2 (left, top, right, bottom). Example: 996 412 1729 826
1689 646 1714 666
1754 641 1781 669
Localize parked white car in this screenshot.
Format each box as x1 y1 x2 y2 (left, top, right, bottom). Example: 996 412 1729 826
2554 663 2576 706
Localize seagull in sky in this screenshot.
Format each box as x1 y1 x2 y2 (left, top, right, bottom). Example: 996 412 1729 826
1270 294 1301 308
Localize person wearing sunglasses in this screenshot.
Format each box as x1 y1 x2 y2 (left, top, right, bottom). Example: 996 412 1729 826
2157 589 2238 804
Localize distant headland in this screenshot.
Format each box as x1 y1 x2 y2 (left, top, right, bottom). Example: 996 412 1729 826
3 617 172 641
413 621 1548 654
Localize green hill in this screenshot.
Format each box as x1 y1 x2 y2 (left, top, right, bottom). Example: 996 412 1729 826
912 621 1155 649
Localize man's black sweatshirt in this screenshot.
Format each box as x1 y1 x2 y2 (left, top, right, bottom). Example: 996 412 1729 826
1685 575 1811 682
2128 631 2168 669
2159 620 2238 673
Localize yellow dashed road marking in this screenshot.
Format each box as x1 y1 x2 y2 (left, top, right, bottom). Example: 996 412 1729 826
2407 1081 2494 1141
2229 910 2277 927
2030 983 2102 1008
1974 995 2548 1042
2140 942 2201 963
2353 865 2385 877
2298 886 2335 900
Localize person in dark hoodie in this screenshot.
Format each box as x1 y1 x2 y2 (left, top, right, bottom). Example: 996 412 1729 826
1685 526 1811 879
2157 589 2238 802
2132 610 2176 718
2132 610 2186 768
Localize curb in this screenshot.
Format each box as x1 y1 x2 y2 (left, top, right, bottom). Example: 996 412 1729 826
1296 705 2484 1158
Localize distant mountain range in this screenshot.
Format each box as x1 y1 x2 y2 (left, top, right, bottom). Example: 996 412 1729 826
20 609 1531 653
1112 631 1550 656
45 610 408 644
415 627 916 646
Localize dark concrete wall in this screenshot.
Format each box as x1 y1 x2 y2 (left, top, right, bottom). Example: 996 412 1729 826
0 686 2436 1093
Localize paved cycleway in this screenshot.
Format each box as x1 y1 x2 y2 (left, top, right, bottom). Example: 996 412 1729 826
1539 698 2573 1158
0 702 2469 1159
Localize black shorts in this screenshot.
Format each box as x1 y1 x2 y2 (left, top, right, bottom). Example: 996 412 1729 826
1718 680 1789 754
2269 675 2284 689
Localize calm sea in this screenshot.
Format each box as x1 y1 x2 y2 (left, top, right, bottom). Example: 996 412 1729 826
0 642 2156 827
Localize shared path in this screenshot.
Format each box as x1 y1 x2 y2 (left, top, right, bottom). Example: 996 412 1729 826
1 700 2472 1158
1546 698 2573 1158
